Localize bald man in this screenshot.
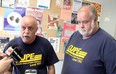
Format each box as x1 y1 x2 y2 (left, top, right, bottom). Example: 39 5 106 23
61 5 116 74
4 15 59 74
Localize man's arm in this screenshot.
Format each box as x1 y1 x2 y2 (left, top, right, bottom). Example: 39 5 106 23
48 65 55 74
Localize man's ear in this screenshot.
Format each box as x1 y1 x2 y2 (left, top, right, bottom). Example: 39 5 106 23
36 26 38 32
94 17 98 22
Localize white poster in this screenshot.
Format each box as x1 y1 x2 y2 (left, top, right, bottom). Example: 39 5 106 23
0 16 3 31
48 37 60 52
72 0 82 13
2 0 15 8
37 0 51 9
15 0 29 7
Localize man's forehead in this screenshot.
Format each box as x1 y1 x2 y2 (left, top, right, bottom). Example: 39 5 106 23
21 24 36 27
20 23 36 27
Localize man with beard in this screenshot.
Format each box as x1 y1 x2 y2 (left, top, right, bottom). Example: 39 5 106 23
61 5 116 74
3 15 59 74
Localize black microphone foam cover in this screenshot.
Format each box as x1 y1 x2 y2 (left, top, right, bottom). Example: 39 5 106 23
5 44 23 61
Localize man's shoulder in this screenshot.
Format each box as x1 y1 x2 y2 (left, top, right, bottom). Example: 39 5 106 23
6 37 21 47
98 28 115 40
36 36 47 40
10 37 21 42
71 31 80 38
36 36 49 43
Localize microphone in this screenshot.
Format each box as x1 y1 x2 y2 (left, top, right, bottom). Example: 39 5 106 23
5 44 23 62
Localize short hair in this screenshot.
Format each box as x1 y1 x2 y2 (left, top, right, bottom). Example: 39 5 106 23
36 19 41 25
89 5 98 20
78 5 98 20
21 15 38 26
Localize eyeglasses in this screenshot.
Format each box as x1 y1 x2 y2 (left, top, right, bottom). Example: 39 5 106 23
77 20 90 25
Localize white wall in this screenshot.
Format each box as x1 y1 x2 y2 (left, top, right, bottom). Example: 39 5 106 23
55 61 63 74
89 0 116 39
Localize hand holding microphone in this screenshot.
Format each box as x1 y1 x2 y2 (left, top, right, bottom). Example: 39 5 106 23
0 53 13 73
5 44 23 62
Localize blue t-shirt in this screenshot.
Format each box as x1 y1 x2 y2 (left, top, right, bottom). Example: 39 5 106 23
61 28 116 74
4 36 59 74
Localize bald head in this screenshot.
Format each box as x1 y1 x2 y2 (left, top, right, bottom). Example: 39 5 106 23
20 15 38 26
77 5 99 39
78 5 98 20
20 15 38 44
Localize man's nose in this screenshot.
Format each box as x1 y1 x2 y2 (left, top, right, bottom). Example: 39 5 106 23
78 23 84 28
25 28 29 33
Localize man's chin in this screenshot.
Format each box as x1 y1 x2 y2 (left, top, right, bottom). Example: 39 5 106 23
22 39 30 44
23 41 31 44
79 31 87 36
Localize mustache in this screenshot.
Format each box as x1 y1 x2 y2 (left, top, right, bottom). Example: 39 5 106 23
23 34 30 37
79 28 86 31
